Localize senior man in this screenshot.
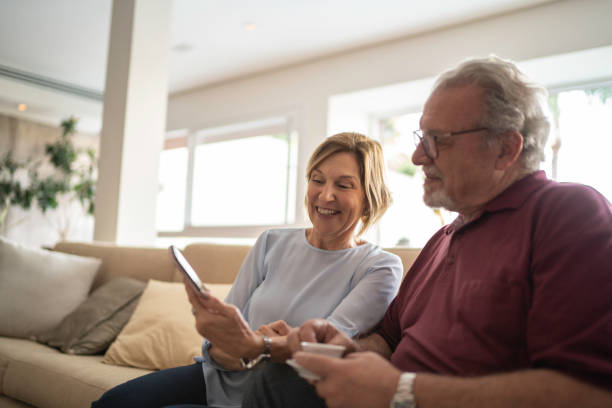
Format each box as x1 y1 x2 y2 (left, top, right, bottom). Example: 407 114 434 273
242 56 612 408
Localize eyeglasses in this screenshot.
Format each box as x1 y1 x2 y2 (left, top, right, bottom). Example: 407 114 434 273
413 127 489 159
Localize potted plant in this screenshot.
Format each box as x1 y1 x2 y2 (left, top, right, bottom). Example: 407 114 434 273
0 117 96 240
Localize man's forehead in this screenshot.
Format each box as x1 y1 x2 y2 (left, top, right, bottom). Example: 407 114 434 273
420 84 485 129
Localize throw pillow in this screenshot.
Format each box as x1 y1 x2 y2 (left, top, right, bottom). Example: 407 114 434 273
34 277 146 354
103 280 233 370
0 237 101 338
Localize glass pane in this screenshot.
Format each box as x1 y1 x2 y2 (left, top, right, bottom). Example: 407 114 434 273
546 87 612 201
191 134 290 226
156 147 188 231
375 113 455 248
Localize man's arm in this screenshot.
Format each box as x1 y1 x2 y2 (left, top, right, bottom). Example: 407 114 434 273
294 351 612 408
354 332 393 359
414 369 612 408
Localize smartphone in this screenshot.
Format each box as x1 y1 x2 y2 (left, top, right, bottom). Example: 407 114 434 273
169 245 210 299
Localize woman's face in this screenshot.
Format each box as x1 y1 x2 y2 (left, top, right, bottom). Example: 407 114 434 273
307 152 366 248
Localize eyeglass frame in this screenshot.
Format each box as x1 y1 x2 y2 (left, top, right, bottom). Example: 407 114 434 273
413 127 489 159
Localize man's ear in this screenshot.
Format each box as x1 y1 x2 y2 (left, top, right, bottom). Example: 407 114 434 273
495 131 523 171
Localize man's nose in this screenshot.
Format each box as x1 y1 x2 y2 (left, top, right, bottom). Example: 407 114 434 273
412 142 431 166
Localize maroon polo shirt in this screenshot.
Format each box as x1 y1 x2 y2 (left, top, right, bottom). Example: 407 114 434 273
377 171 612 390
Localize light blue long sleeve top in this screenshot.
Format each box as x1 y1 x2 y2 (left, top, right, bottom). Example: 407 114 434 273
199 228 403 407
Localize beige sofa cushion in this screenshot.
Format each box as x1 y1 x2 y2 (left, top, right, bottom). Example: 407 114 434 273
0 395 33 407
103 280 232 370
0 337 149 408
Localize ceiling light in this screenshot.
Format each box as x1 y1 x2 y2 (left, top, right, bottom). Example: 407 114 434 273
243 22 256 31
17 103 27 112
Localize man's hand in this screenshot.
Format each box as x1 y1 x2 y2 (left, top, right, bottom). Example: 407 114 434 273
294 351 401 408
287 318 357 355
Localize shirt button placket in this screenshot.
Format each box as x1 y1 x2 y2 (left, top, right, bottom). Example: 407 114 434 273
445 227 456 265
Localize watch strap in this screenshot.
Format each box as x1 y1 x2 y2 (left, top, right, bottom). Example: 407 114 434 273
240 335 271 369
391 372 417 408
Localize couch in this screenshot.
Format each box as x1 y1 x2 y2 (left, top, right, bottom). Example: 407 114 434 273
0 240 420 408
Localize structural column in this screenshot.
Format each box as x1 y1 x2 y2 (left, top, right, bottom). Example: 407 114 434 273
94 0 171 244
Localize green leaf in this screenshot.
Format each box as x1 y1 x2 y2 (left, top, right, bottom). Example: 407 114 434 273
398 161 417 177
584 86 612 104
60 116 78 137
45 139 77 173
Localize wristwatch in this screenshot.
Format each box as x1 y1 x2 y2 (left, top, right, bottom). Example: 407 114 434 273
240 335 271 369
390 372 417 408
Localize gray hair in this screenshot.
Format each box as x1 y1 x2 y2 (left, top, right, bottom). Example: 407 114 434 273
433 55 550 171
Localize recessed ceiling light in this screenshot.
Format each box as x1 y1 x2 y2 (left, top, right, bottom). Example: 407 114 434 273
17 103 27 112
243 22 256 31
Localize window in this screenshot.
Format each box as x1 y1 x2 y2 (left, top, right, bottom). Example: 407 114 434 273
157 117 298 239
190 133 294 226
370 111 455 248
545 85 612 199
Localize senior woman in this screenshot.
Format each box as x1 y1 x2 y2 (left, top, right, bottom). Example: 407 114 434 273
91 132 403 408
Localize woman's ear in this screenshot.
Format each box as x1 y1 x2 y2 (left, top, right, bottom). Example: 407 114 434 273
362 199 370 217
495 131 523 171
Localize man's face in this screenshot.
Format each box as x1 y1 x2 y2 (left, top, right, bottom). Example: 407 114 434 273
412 85 502 216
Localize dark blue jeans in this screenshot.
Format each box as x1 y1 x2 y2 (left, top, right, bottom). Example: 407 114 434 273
91 363 207 408
242 362 327 408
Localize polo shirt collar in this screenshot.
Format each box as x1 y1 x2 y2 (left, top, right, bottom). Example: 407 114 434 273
483 170 548 213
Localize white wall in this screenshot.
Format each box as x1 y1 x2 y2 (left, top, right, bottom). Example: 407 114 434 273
166 0 612 226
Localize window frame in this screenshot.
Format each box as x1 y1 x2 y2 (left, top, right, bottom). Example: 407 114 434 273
157 115 300 239
546 79 612 180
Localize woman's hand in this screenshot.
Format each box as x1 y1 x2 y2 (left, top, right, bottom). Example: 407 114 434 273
208 344 245 371
256 320 292 337
183 278 264 360
256 320 293 362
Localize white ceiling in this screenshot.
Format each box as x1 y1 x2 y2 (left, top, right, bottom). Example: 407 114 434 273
0 0 555 131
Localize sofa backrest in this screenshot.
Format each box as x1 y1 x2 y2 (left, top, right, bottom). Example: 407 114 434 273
385 247 421 278
53 241 176 290
53 241 421 291
180 244 421 284
179 243 252 284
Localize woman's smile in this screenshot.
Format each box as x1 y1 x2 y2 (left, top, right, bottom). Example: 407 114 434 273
315 206 340 216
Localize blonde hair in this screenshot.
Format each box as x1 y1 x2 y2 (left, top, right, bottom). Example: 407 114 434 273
306 132 392 236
